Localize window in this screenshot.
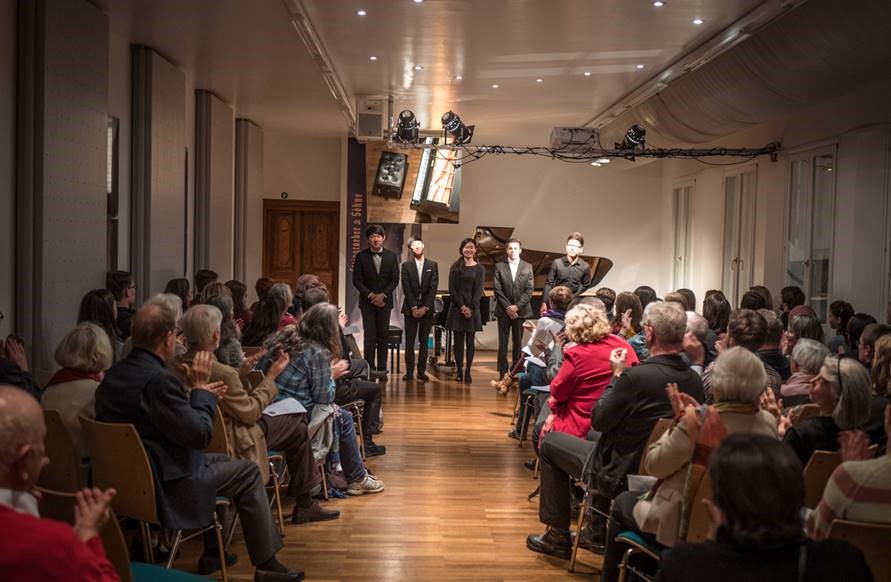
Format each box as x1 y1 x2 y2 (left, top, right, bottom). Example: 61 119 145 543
722 167 756 307
672 181 694 289
106 116 119 270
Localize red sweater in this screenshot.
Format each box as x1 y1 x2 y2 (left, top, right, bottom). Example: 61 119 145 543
550 335 639 438
0 505 120 581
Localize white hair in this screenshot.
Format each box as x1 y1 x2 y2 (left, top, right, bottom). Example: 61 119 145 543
791 339 830 375
179 304 223 350
145 293 184 322
710 347 767 405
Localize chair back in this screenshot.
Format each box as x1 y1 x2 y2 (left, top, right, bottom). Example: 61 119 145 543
683 469 713 543
205 406 232 456
637 417 674 475
793 404 820 426
803 450 842 508
39 410 85 492
246 370 265 391
79 416 159 524
827 519 891 581
36 486 133 582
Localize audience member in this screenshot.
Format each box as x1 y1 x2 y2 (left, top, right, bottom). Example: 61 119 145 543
198 281 232 306
656 434 872 582
269 283 297 329
293 274 324 320
682 310 716 372
77 289 123 363
0 335 42 400
758 309 790 381
243 295 287 348
739 290 767 311
541 232 591 315
252 277 275 314
845 313 878 360
41 323 113 460
784 312 825 353
749 285 774 310
204 294 244 368
781 339 830 408
663 292 687 309
634 285 658 312
857 322 891 371
194 269 218 296
864 334 891 449
446 238 486 383
676 288 697 312
173 305 337 525
95 303 304 580
118 293 185 361
164 278 192 310
779 285 806 329
225 279 252 330
600 348 778 582
702 291 731 335
0 385 120 581
595 287 616 319
612 291 648 361
828 300 855 354
105 270 136 340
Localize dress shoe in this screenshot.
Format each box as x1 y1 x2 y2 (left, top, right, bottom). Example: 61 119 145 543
507 429 521 440
364 440 387 457
198 551 238 575
416 371 429 382
464 372 473 384
402 373 413 381
376 373 388 383
455 369 464 382
574 525 606 555
525 527 572 560
254 565 305 581
290 501 340 524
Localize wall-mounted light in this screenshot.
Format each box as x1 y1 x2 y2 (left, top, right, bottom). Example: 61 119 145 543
441 111 474 145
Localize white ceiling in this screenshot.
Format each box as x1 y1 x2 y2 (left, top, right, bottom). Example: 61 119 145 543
98 0 770 142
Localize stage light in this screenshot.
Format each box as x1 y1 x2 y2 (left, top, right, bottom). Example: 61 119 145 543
394 109 420 143
617 124 646 149
441 110 475 145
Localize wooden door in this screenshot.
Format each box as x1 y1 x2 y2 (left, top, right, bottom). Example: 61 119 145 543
262 200 339 293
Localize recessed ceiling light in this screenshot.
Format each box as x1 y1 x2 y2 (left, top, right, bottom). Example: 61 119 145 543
492 84 499 88
597 158 611 164
369 56 377 61
653 1 664 6
413 0 424 3
414 65 423 70
584 71 591 76
536 78 543 83
636 64 645 69
693 17 703 24
455 75 463 80
590 162 601 167
357 9 366 16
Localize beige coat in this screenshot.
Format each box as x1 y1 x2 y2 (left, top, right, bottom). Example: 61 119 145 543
41 378 98 459
633 409 778 546
171 354 278 483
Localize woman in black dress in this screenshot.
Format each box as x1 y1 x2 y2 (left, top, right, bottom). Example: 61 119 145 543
447 237 485 383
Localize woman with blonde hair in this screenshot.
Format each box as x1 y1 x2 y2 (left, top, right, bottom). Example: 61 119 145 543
535 303 638 451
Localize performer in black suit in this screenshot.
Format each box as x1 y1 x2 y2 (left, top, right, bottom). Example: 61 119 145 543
352 224 400 378
541 231 592 315
400 236 439 382
446 237 485 384
493 238 534 377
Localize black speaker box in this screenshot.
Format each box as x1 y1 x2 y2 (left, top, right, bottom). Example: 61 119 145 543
373 151 409 199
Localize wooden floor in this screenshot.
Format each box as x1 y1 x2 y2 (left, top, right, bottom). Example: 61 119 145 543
187 352 601 580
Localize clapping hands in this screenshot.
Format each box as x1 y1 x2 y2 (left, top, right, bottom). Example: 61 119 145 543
666 382 699 416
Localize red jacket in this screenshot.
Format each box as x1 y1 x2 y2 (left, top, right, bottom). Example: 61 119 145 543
0 505 120 581
549 335 639 438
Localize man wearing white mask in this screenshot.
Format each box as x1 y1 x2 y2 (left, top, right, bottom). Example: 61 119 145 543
493 239 534 378
400 237 439 382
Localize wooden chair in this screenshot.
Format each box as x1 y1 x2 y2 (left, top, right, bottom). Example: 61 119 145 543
38 409 86 492
827 519 891 581
637 418 673 475
79 416 229 581
245 369 265 391
803 450 842 508
205 406 232 456
793 403 820 426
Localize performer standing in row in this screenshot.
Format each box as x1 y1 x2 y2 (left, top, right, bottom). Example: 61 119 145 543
540 231 591 315
493 238 534 378
446 237 485 384
352 224 400 378
400 236 438 382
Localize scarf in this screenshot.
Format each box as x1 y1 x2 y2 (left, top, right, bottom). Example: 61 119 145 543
44 368 102 389
542 309 565 321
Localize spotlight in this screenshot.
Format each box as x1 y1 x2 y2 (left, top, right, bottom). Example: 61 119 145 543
617 124 646 149
441 110 474 145
394 109 419 143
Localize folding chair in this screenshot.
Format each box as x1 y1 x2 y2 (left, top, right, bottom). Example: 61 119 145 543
80 416 230 581
803 450 842 509
39 409 86 492
828 519 891 581
341 400 367 460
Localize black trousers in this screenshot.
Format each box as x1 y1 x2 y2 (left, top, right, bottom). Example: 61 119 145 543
206 454 282 566
257 413 319 499
496 314 524 375
404 314 433 374
538 432 596 530
335 377 382 436
601 490 659 582
360 305 391 371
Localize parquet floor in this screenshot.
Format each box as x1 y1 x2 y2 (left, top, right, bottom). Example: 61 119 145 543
187 352 601 580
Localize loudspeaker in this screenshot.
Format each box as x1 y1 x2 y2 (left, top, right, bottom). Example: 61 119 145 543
356 97 388 142
374 151 409 199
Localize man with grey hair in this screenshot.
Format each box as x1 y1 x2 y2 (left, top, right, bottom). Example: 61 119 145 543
527 301 704 559
120 293 184 360
0 385 119 578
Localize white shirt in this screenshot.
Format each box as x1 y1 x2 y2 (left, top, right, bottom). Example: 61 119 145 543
0 488 40 517
415 258 425 282
508 258 520 282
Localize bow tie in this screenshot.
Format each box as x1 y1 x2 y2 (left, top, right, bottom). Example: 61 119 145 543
371 251 383 256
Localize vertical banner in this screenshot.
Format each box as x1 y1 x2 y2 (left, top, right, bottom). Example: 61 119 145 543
345 138 367 326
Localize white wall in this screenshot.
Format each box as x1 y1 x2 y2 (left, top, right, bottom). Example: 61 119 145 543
0 0 14 336
108 30 130 270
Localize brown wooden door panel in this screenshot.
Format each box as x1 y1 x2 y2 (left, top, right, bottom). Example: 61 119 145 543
262 200 339 294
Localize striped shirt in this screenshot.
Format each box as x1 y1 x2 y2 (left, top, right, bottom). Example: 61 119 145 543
808 453 891 540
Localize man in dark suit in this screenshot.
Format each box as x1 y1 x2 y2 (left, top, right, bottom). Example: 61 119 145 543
400 236 439 382
493 238 534 377
352 224 400 378
94 303 303 581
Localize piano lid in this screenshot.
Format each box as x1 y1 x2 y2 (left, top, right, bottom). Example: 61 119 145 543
473 226 613 292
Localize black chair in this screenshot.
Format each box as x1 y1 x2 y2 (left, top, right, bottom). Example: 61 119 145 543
387 326 403 373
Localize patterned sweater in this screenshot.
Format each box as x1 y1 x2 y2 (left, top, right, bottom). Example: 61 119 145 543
808 452 891 540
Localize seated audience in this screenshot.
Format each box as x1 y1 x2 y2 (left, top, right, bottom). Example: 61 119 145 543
163 278 192 310
779 354 872 465
703 291 731 336
95 303 304 580
749 284 774 310
105 270 136 341
77 289 123 363
118 293 185 361
783 310 825 354
194 269 218 296
225 279 252 330
781 339 830 408
243 295 286 348
269 283 298 328
595 286 616 320
263 305 385 495
293 274 325 319
739 290 767 311
808 399 891 540
828 300 854 354
612 291 648 360
251 277 275 314
526 302 703 559
656 434 873 582
857 322 891 371
682 311 716 372
633 285 658 311
0 335 42 400
172 305 337 525
844 313 877 360
41 323 113 460
663 292 687 310
205 295 244 369
599 347 778 582
758 309 790 381
779 285 806 329
0 385 120 581
197 281 232 306
864 334 891 449
533 303 638 451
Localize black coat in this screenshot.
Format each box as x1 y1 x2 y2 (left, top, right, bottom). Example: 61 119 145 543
493 260 534 319
94 348 217 530
588 354 704 498
400 258 439 316
0 358 42 401
352 248 400 310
